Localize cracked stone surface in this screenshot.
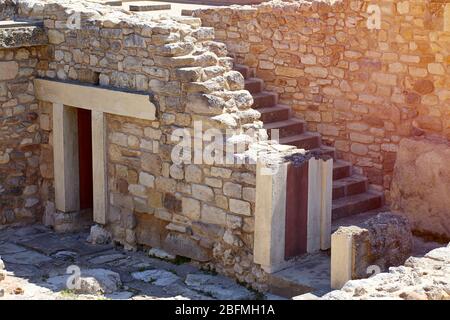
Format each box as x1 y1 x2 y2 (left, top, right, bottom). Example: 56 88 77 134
322 243 450 300
0 224 258 300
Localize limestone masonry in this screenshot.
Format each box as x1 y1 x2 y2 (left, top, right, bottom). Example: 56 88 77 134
0 0 449 299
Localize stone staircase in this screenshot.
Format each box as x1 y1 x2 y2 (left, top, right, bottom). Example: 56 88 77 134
234 63 384 221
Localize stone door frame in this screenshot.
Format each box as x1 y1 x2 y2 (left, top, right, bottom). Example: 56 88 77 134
34 78 156 225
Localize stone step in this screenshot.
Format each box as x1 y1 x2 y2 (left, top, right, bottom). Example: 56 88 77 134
332 175 368 200
333 160 352 180
332 191 384 221
233 64 254 79
268 252 331 298
252 91 278 109
258 105 291 123
263 118 306 139
244 78 264 94
279 132 321 150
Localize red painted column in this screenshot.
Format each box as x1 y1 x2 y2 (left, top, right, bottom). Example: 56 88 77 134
77 108 93 210
285 161 308 259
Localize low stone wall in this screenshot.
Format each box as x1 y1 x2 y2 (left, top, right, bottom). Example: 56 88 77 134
325 242 450 300
391 137 450 241
195 0 450 195
331 212 412 288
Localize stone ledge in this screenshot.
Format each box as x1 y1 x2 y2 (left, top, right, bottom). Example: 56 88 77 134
0 22 47 48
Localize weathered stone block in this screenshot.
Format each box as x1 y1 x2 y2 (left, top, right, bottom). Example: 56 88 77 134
0 61 18 80
163 233 211 261
391 138 450 240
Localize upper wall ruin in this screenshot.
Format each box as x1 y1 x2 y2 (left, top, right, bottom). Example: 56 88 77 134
195 0 450 196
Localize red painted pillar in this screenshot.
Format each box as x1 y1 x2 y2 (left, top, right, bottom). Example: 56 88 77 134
77 108 93 210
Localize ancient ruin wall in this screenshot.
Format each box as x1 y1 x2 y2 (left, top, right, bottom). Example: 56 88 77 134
0 23 48 225
11 0 272 290
195 0 450 198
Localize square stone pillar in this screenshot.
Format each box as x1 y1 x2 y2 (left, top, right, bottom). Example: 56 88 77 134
254 159 289 273
52 103 80 212
92 111 108 225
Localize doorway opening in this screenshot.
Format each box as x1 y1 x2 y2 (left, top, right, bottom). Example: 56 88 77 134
77 108 94 224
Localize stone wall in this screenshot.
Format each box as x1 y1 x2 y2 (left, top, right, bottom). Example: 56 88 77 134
0 42 48 225
195 0 450 198
9 0 292 290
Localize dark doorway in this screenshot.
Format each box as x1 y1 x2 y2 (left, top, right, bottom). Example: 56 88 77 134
77 108 93 210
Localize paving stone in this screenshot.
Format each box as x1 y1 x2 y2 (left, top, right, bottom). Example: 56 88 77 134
46 268 122 295
88 253 127 265
185 273 255 300
0 225 254 300
132 269 181 286
1 250 53 266
0 242 27 255
18 233 112 256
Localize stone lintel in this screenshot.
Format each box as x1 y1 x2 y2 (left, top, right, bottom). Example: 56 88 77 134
34 78 156 120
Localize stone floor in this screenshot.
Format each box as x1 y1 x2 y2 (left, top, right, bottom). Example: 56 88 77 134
0 224 259 300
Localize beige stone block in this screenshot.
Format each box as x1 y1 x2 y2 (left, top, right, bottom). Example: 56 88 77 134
391 138 450 237
331 227 358 289
141 153 161 175
182 197 200 220
192 184 214 202
304 66 328 78
397 1 409 14
169 164 184 180
350 132 374 144
388 62 407 73
274 66 304 77
139 172 155 188
201 204 226 225
155 177 176 193
148 190 163 208
408 67 428 78
223 182 242 198
428 63 445 76
128 184 147 197
229 199 251 216
242 187 256 202
300 54 316 65
210 167 232 179
0 62 19 81
400 55 420 63
185 164 203 183
351 143 369 156
215 195 228 209
372 73 397 86
205 177 222 188
48 30 65 44
39 114 51 131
